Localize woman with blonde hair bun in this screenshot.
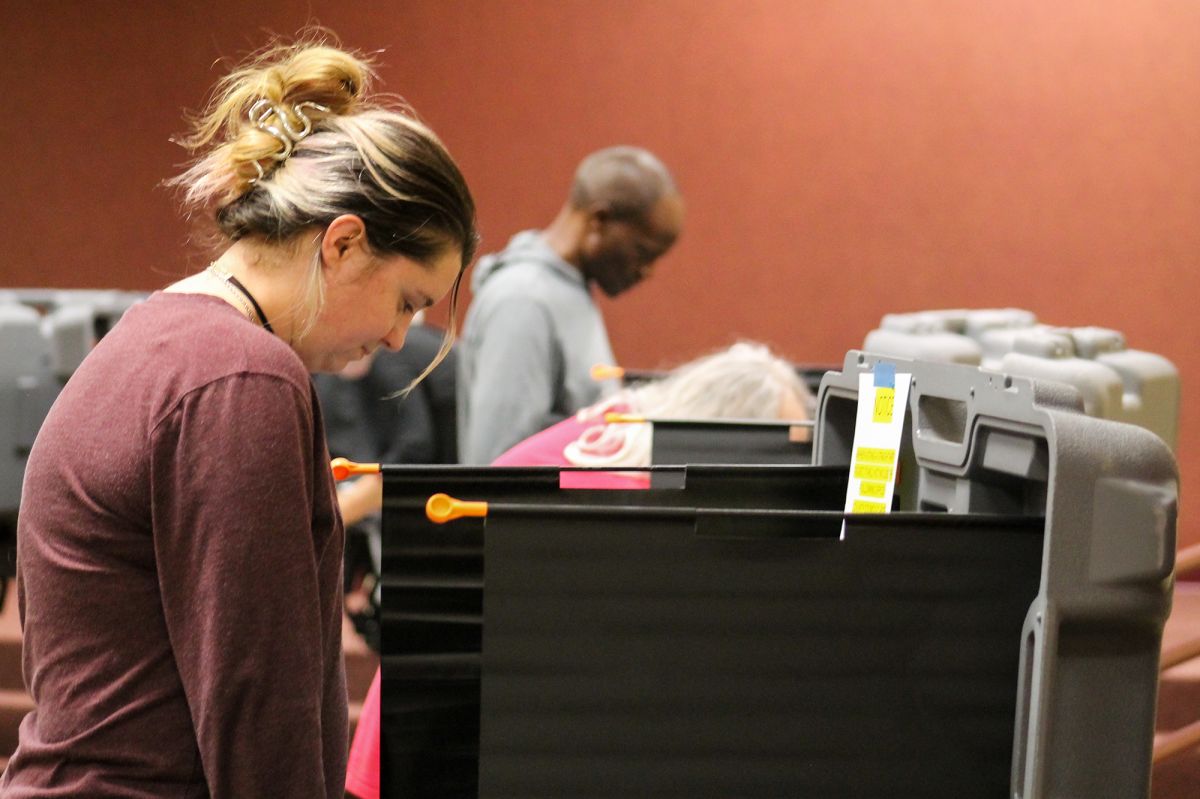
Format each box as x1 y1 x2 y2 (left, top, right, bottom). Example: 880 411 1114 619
3 37 476 797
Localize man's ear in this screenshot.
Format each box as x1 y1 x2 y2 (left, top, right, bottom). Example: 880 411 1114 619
581 215 606 255
320 215 369 273
582 204 613 248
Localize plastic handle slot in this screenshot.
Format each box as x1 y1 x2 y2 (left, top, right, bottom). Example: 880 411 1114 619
604 412 646 424
426 493 489 524
591 363 625 381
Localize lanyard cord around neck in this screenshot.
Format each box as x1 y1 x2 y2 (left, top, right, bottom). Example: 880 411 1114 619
207 266 274 334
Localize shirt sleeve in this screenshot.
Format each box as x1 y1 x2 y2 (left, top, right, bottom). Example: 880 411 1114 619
460 296 561 464
149 373 333 798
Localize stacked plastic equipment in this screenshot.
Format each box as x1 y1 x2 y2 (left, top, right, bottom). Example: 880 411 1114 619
379 343 1180 798
0 289 143 577
862 308 1178 451
400 352 1177 798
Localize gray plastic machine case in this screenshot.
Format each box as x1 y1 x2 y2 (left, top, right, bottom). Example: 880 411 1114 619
816 351 1177 798
861 308 1179 451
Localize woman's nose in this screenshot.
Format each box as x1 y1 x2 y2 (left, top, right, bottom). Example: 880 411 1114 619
382 318 412 351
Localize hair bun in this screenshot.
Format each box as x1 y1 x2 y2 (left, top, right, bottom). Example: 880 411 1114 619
253 44 370 116
171 40 376 205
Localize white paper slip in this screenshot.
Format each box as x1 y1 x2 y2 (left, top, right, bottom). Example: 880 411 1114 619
842 363 910 537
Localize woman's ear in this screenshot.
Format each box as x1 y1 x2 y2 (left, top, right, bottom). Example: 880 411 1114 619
320 215 369 273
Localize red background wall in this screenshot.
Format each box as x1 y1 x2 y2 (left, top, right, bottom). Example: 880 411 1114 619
3 1 1197 548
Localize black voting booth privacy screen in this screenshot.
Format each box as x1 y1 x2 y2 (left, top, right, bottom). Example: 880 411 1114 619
379 461 1042 798
477 507 1043 799
648 420 813 488
620 364 832 396
379 464 848 798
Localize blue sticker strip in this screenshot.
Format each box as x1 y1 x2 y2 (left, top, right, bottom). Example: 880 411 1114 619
873 362 896 389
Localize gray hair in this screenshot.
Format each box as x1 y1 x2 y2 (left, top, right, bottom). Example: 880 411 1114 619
562 342 813 470
633 342 813 420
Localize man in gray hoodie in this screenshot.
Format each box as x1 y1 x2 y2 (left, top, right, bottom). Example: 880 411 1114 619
457 146 684 464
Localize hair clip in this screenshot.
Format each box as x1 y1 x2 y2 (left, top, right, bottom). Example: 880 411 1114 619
248 99 293 161
245 99 332 185
280 101 331 140
246 158 266 185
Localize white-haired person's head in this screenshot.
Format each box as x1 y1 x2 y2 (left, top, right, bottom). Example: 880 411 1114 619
563 342 813 470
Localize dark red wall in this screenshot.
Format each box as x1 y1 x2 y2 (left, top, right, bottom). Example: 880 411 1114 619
3 1 1197 548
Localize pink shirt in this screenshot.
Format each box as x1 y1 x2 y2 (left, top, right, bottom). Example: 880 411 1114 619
346 669 381 799
492 399 650 489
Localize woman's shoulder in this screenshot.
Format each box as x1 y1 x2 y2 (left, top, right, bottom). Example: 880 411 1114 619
114 292 313 405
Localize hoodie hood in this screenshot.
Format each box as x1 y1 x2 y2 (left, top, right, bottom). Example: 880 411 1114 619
471 230 584 292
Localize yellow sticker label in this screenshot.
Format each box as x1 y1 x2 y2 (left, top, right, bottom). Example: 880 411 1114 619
852 499 887 514
855 447 896 465
853 463 893 481
859 480 886 498
872 387 895 423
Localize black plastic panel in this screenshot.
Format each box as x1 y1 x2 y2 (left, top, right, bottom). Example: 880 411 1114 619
478 509 1043 799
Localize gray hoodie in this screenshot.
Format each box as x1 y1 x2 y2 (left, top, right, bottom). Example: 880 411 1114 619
456 231 619 464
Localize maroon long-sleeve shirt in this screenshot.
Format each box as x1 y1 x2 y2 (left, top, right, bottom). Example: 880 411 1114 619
2 292 347 798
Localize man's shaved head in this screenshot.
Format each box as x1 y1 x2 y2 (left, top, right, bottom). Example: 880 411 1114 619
568 146 678 221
